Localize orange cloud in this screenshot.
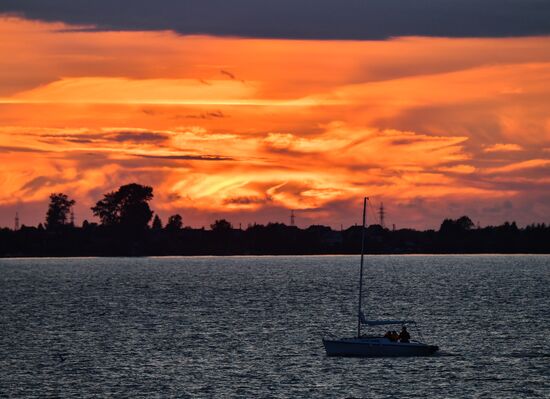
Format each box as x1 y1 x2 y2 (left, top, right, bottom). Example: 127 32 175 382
483 143 524 153
1 17 549 228
484 159 550 174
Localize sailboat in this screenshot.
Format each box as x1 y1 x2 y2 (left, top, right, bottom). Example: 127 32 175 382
323 197 439 357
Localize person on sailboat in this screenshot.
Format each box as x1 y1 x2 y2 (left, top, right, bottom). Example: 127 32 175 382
385 330 398 342
398 326 410 343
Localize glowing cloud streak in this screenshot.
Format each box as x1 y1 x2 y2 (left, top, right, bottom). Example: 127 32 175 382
0 17 549 228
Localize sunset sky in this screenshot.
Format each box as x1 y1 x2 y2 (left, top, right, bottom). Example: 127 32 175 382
1 1 549 229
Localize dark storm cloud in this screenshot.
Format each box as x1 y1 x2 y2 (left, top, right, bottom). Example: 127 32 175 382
389 137 426 146
20 175 72 192
220 70 236 80
0 145 47 153
137 154 233 161
110 131 168 143
39 131 168 144
223 196 272 205
20 176 51 192
182 110 227 120
1 0 549 39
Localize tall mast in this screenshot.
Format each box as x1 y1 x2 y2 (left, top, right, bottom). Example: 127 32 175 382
357 197 367 338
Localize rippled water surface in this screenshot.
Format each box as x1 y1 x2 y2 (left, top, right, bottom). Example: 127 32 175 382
1 255 549 398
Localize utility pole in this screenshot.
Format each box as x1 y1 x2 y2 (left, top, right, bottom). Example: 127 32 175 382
70 210 75 226
14 212 20 231
290 210 295 226
379 202 386 229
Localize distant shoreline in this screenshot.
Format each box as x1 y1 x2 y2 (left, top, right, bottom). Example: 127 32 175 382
2 218 549 257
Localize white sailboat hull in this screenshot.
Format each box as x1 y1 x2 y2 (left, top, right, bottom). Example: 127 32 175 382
323 337 439 357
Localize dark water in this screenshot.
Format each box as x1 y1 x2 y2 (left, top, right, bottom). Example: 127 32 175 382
1 255 549 398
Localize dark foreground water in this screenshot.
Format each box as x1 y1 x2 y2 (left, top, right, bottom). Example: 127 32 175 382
1 255 549 398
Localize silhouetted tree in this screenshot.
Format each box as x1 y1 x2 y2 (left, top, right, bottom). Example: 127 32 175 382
165 214 183 231
210 219 232 231
152 214 163 230
502 221 518 231
457 216 474 230
90 192 118 226
45 193 75 230
439 215 474 234
91 183 154 230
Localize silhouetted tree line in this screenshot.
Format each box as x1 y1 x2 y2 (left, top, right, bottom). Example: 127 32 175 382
1 183 549 256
